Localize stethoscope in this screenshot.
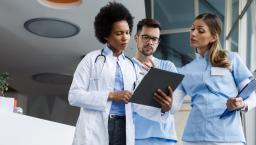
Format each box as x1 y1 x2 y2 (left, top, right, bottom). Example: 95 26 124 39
94 49 138 90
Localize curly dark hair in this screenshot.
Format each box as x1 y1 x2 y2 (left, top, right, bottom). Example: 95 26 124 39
94 2 134 44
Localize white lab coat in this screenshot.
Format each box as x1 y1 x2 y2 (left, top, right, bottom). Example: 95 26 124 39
68 48 136 145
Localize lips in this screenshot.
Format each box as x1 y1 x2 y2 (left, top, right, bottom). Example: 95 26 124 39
144 45 153 50
190 38 197 42
121 43 128 47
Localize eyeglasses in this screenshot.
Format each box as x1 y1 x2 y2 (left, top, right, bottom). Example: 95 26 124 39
139 34 160 44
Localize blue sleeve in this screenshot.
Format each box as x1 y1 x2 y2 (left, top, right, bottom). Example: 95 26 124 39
159 60 177 73
230 52 253 87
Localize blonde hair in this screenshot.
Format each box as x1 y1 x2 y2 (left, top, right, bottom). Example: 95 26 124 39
196 13 230 68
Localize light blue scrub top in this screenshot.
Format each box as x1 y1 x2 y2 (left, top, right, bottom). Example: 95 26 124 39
110 50 126 116
132 57 177 145
177 52 253 143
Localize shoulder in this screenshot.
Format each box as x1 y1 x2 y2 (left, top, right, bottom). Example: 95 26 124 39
82 50 101 61
227 51 243 67
178 59 197 74
78 49 102 67
155 58 177 72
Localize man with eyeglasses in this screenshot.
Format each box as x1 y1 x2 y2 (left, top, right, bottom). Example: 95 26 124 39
132 18 178 145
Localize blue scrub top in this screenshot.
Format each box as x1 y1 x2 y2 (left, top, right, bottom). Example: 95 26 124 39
178 52 253 143
132 57 178 144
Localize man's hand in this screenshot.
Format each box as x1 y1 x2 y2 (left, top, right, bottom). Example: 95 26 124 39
226 97 247 111
153 86 173 112
108 90 133 104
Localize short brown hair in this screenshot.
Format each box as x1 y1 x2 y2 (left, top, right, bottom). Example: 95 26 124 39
136 18 161 34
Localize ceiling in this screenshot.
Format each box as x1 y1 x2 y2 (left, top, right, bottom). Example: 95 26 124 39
0 0 145 98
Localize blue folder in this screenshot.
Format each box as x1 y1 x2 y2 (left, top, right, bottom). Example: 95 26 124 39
219 77 256 119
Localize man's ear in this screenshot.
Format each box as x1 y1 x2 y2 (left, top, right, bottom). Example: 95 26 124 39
134 34 138 40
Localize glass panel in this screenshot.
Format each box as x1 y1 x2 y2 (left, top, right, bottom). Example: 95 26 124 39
154 33 195 68
231 0 239 26
154 0 194 29
199 0 225 21
230 23 239 52
230 0 239 52
246 1 255 68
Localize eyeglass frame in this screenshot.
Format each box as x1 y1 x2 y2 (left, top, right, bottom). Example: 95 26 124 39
139 34 160 44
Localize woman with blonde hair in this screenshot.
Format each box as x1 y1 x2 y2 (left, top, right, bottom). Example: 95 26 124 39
171 13 256 145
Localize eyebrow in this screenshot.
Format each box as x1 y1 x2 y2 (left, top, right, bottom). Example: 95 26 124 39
192 24 205 28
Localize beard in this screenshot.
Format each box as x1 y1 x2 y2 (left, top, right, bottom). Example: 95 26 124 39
139 46 154 56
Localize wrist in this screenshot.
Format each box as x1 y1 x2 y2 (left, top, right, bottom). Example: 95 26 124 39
108 92 114 101
241 102 248 112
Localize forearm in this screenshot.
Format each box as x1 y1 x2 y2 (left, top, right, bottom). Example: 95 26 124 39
68 88 109 111
170 89 186 114
132 103 169 123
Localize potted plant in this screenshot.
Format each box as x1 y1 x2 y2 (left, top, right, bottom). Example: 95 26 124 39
0 72 9 96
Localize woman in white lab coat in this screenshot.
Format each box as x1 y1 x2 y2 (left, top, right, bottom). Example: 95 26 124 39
68 2 136 145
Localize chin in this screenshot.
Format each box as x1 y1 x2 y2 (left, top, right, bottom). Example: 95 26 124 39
190 44 197 49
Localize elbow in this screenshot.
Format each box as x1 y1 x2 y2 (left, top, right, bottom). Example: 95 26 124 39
68 93 76 106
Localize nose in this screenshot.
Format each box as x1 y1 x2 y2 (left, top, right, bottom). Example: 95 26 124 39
146 38 154 45
190 29 197 37
122 33 130 41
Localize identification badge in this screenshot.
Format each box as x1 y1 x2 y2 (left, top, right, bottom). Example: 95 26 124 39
211 67 228 76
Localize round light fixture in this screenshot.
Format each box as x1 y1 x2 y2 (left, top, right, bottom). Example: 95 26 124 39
38 0 81 9
24 18 80 38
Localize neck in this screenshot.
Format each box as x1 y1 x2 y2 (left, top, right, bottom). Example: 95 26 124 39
107 44 122 57
196 47 208 56
135 51 154 67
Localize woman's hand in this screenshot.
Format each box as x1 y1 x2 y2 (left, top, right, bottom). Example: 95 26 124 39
153 86 173 112
226 97 247 111
108 90 133 104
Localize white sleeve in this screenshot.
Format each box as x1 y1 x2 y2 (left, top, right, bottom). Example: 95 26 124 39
68 55 109 112
238 78 256 112
132 103 170 123
170 88 186 114
244 91 256 111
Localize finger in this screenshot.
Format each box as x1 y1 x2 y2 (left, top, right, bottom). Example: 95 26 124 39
125 90 133 95
235 97 242 102
122 91 132 99
154 93 165 105
154 93 170 106
154 96 170 112
153 95 163 105
123 96 129 104
142 64 150 71
156 89 167 97
235 101 244 108
168 86 173 97
156 90 171 104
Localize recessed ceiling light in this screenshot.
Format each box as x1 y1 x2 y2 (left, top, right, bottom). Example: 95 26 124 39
24 18 80 38
38 0 81 9
46 0 81 3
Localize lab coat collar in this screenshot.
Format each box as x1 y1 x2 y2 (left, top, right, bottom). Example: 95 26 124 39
103 47 126 61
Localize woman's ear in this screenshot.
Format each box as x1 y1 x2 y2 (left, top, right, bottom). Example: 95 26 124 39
210 35 217 43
